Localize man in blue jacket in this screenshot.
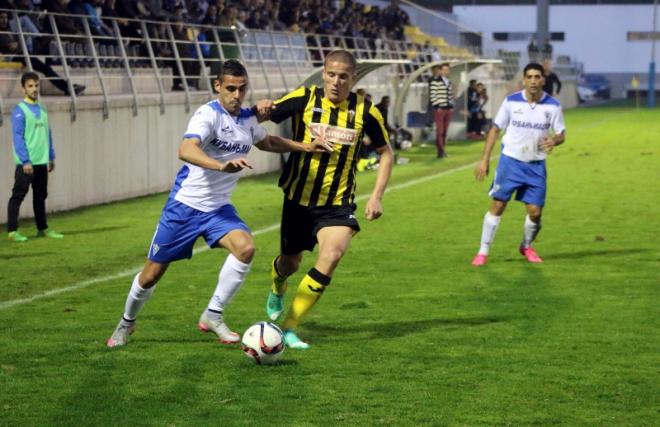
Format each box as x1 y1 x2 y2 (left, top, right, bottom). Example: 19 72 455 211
7 72 64 242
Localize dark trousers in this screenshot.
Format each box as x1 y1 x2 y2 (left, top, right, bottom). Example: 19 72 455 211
14 57 69 95
7 164 49 232
434 108 452 156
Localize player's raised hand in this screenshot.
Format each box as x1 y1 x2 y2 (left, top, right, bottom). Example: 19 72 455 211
475 160 489 181
365 196 383 221
219 159 252 173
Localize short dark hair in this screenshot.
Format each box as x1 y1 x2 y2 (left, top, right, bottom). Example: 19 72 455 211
523 62 544 76
439 62 450 70
21 72 39 87
216 59 247 82
324 49 357 73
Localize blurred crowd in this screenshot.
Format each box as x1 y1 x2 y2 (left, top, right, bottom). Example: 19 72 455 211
0 0 411 48
1 0 412 93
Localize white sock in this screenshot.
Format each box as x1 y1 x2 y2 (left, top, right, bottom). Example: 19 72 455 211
123 273 156 321
478 212 501 255
207 254 252 313
522 215 542 248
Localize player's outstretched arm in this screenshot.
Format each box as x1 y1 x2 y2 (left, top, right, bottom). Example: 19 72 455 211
475 126 501 181
179 137 251 172
365 144 393 221
252 99 274 123
255 135 334 154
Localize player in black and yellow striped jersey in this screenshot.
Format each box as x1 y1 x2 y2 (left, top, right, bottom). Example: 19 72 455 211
255 50 394 349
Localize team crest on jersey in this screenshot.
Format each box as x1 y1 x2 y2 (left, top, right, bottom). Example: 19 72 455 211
544 111 551 121
347 110 356 122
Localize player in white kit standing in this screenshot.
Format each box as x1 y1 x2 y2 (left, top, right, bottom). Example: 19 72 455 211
107 60 332 347
471 62 566 266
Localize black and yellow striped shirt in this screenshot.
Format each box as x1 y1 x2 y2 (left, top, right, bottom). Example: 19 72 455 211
271 85 390 207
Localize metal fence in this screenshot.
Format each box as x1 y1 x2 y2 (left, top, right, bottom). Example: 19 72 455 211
0 7 529 124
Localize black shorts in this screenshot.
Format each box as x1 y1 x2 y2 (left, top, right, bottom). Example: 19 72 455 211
280 198 360 255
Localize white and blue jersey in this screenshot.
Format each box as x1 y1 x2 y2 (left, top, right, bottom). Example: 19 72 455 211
489 91 565 207
149 100 267 263
172 100 268 212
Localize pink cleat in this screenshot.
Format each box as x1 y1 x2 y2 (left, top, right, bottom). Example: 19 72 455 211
520 246 543 263
471 254 488 266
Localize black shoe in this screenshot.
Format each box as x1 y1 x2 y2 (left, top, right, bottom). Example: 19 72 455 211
73 84 85 96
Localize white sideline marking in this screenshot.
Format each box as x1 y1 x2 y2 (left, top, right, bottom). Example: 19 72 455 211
0 160 481 311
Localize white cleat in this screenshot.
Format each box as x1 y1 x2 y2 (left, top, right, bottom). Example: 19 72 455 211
198 312 240 344
106 321 135 348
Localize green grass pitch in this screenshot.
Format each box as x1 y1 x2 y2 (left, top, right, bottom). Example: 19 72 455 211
0 105 658 426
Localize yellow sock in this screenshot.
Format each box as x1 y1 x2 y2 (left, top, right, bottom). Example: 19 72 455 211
281 268 330 331
270 256 288 296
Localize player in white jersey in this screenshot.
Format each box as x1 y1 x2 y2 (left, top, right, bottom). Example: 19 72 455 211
471 63 566 266
107 60 332 347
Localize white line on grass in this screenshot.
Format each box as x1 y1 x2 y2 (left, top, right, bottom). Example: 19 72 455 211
2 107 633 312
0 160 480 311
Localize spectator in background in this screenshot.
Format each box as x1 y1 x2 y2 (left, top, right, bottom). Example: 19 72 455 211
7 72 64 242
201 3 219 25
376 95 393 134
82 0 116 42
428 63 453 158
170 18 199 90
542 58 562 96
9 0 43 54
0 11 85 95
466 79 480 139
527 37 539 62
475 82 489 136
50 0 84 38
185 0 208 24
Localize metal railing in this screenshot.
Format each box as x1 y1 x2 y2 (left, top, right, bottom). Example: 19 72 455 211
0 8 506 124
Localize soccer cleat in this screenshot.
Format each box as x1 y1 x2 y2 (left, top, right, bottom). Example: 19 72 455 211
283 330 310 350
198 312 240 344
471 254 488 266
7 231 28 242
106 321 135 348
36 229 64 239
520 246 543 263
266 291 284 321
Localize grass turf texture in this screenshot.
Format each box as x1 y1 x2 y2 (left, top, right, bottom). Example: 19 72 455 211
0 105 658 425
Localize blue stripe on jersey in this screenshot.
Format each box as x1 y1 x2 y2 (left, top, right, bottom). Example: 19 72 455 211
507 92 526 102
208 100 226 114
183 133 202 140
539 95 560 106
239 108 255 119
170 165 190 198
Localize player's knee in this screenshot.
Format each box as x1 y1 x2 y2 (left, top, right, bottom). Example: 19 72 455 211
279 254 302 276
319 247 346 268
139 270 162 288
234 242 255 264
529 213 542 223
527 208 542 222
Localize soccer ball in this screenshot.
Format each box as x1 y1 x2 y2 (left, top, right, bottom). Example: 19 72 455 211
241 321 285 364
